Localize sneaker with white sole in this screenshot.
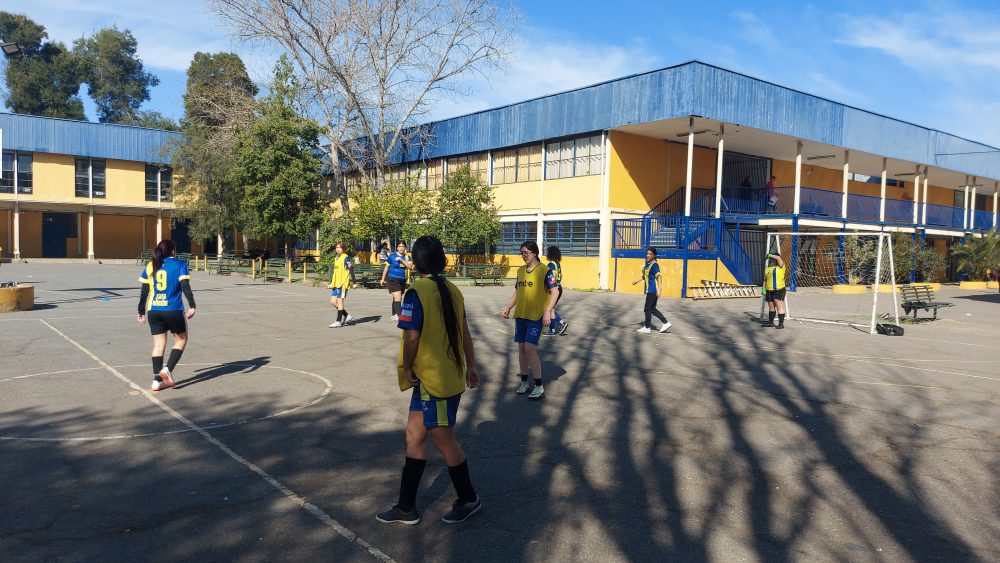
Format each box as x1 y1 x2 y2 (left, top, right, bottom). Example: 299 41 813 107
515 380 530 394
557 321 569 335
158 368 175 389
442 496 482 523
391 314 399 321
542 330 556 336
659 321 672 333
375 505 421 525
343 314 354 325
151 379 164 391
636 326 652 334
528 384 545 400
328 321 342 328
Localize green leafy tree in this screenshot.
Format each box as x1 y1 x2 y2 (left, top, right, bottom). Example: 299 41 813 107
891 233 947 284
73 27 159 124
951 229 1000 281
135 110 179 131
427 165 500 259
227 56 325 254
349 176 432 247
0 11 84 119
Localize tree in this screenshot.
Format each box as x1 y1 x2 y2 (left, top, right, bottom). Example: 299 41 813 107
227 56 325 254
134 110 179 131
951 230 1000 281
891 233 947 284
0 11 84 119
428 165 499 258
207 0 514 193
348 176 432 246
73 27 159 124
171 52 258 244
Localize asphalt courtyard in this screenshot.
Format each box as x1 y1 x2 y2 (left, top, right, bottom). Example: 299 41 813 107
1 261 998 562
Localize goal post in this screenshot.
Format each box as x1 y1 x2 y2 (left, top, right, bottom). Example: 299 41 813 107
760 232 899 333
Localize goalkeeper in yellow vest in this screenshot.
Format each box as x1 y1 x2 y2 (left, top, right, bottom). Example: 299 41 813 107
763 252 787 329
377 235 482 525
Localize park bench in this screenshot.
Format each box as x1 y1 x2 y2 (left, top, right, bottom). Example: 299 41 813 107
290 255 318 272
467 264 504 286
215 253 237 276
900 284 953 320
261 258 288 281
136 249 152 266
354 263 383 288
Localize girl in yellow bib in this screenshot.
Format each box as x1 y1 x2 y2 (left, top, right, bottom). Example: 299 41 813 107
501 241 560 400
327 242 358 327
376 235 482 525
762 252 787 329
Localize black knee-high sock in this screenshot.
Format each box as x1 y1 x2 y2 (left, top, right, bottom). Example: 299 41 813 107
392 301 401 316
397 457 427 512
166 348 183 371
337 309 345 322
448 459 477 503
152 356 164 380
768 311 776 323
778 313 785 326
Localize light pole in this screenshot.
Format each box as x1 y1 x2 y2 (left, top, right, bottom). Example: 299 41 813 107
3 41 25 260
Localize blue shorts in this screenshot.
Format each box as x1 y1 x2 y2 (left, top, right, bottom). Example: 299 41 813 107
330 287 348 298
514 317 543 345
409 385 461 428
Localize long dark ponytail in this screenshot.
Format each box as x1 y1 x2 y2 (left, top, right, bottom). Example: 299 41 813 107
411 236 462 368
152 240 175 273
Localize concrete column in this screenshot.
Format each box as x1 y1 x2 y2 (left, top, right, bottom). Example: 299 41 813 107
963 182 969 229
598 131 612 290
87 206 95 260
714 124 724 219
878 158 887 222
841 150 850 219
993 182 998 228
921 170 929 225
217 233 224 258
971 183 978 230
793 141 803 215
12 202 20 260
912 165 920 224
684 117 694 217
156 209 163 242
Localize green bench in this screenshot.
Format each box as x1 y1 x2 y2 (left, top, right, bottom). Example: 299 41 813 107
466 264 504 286
900 284 953 320
136 249 152 266
215 252 237 276
354 263 384 288
261 258 288 281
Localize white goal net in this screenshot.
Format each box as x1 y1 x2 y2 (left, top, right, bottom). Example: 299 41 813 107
760 232 899 333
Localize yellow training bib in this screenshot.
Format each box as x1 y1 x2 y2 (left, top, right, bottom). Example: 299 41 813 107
514 264 549 320
397 278 467 398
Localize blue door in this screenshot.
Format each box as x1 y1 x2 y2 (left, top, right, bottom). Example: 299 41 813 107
43 213 76 258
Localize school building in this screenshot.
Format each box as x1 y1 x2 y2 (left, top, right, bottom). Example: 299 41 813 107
367 60 1000 295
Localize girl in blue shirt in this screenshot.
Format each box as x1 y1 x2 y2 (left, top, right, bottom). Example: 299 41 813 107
631 247 671 334
137 240 196 391
381 241 415 321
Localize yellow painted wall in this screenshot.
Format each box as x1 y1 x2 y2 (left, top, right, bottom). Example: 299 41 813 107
104 159 148 206
94 214 145 259
543 176 601 210
613 257 737 297
20 211 42 258
608 131 668 210
32 153 76 201
492 181 541 213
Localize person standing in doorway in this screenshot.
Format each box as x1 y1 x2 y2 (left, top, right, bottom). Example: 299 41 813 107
762 252 787 329
543 245 569 336
381 241 415 321
328 242 358 327
137 239 196 391
632 247 672 334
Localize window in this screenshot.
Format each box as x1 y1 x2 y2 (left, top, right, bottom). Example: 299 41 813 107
446 153 488 182
1 151 32 194
146 164 173 202
498 221 538 255
544 220 600 256
427 160 444 190
491 145 542 184
848 172 900 187
75 158 106 198
160 166 172 202
545 134 603 180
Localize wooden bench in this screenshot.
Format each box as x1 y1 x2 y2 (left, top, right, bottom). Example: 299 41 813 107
136 249 152 266
215 253 237 276
467 264 503 286
354 263 384 288
900 284 953 320
261 258 288 281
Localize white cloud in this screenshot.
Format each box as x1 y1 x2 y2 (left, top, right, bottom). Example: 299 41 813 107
731 11 779 51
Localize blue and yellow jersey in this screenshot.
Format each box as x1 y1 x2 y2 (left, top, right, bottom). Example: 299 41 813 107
547 260 562 287
514 264 553 320
139 258 190 311
396 278 467 398
642 261 661 294
328 254 353 288
764 265 786 291
385 252 411 280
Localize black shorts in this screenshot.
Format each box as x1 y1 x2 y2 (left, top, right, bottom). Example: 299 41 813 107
147 310 187 335
765 288 786 302
386 277 407 293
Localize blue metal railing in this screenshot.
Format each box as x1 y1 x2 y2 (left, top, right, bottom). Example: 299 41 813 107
719 226 753 284
846 193 880 221
884 198 915 224
972 209 995 230
925 203 962 228
613 218 644 250
646 187 715 219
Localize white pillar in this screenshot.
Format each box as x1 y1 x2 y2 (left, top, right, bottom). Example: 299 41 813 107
921 169 928 225
962 181 969 230
878 158 887 222
993 182 998 228
156 209 163 242
12 201 20 260
970 183 978 230
714 124 724 219
793 141 803 215
912 166 920 224
87 206 95 260
841 150 850 219
217 233 224 257
684 117 694 217
598 131 612 290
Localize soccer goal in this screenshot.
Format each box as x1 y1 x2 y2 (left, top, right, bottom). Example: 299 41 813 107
760 232 899 333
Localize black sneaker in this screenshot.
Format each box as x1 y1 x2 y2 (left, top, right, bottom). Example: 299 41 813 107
776 324 785 329
442 496 482 523
761 321 775 327
376 505 421 525
557 321 569 335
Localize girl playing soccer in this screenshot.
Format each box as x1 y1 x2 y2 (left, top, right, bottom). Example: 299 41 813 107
381 241 415 321
631 247 671 334
328 242 358 327
501 241 560 399
376 235 482 525
543 245 569 336
137 240 196 391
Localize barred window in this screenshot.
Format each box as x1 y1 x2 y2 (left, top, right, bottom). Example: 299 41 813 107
446 153 488 183
75 158 105 198
498 221 538 255
492 145 542 184
544 220 600 256
427 160 444 190
545 134 603 180
145 165 172 202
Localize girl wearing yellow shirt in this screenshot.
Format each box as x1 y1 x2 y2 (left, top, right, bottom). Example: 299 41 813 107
327 242 358 327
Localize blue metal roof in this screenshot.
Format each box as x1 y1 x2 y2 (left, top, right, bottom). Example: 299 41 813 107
396 61 1000 181
0 112 181 163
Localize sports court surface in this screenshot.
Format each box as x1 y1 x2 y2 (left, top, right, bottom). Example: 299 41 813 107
2 262 998 562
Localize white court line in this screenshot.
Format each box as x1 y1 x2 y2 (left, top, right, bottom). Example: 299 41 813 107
36 319 394 563
0 366 105 382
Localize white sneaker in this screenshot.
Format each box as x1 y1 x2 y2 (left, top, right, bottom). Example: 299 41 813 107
515 380 530 394
391 314 399 321
151 379 163 391
344 314 354 325
528 384 545 400
636 326 652 334
328 321 342 328
659 321 672 333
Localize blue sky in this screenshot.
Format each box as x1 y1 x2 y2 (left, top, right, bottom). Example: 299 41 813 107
9 0 1000 145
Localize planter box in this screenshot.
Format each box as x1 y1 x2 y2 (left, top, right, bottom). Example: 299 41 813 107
0 284 34 312
832 284 867 294
959 281 989 290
